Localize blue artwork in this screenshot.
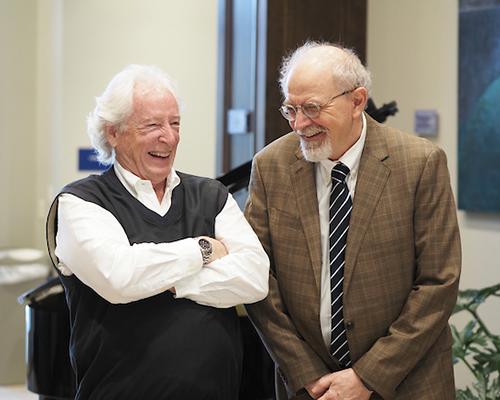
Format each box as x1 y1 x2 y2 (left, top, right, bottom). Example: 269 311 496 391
458 0 500 212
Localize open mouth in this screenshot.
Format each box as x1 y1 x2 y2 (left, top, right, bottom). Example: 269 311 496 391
303 131 323 138
148 151 170 159
298 128 325 139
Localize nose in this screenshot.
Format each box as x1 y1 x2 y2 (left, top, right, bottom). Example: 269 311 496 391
158 125 179 144
291 108 312 132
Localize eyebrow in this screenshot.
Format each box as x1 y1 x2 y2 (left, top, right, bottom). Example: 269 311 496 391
284 98 322 105
137 118 158 125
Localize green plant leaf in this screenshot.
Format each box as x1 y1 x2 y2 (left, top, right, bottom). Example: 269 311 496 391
453 284 500 398
454 284 500 314
456 387 478 400
462 320 478 343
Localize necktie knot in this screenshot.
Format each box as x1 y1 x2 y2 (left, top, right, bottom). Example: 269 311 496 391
331 163 350 184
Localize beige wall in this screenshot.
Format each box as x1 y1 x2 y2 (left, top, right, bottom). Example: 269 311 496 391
0 0 37 248
0 0 39 385
367 0 500 387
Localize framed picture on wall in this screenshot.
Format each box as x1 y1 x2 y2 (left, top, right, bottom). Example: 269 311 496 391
458 0 500 212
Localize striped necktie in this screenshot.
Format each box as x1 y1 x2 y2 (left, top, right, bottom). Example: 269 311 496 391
329 162 352 367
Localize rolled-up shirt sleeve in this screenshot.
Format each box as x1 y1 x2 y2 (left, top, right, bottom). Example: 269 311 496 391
174 194 269 307
55 193 204 304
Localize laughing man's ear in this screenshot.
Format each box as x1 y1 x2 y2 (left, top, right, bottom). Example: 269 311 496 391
105 125 119 148
352 87 368 118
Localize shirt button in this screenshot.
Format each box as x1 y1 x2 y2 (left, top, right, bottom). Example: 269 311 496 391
345 320 354 330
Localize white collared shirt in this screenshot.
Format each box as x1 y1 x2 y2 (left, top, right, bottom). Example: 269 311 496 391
113 161 181 216
316 113 367 347
55 162 269 308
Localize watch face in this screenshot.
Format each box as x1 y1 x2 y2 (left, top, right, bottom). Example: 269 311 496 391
198 238 213 264
198 238 212 252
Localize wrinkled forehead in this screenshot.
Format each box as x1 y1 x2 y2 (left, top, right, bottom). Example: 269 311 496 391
130 88 179 118
285 48 346 100
285 64 337 102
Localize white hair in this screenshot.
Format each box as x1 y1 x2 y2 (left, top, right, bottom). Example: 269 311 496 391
87 64 181 165
279 41 372 97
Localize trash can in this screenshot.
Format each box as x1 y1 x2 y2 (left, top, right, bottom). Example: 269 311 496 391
18 276 75 400
0 248 49 385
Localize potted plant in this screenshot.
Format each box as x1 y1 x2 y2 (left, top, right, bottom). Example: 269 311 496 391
451 283 500 399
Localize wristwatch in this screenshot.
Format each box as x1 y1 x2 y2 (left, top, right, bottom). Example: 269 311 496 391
198 238 213 265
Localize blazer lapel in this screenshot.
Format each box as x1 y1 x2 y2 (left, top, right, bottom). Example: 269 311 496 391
344 116 391 293
290 147 322 293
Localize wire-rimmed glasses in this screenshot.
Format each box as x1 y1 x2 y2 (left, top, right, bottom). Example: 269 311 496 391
279 89 355 122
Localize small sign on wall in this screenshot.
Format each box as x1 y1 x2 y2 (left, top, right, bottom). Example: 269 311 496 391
414 109 439 137
227 109 250 134
78 148 108 171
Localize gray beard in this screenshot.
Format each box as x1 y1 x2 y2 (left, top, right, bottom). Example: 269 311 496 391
300 134 332 162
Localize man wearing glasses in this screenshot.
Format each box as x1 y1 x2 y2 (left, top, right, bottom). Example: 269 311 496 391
244 42 461 400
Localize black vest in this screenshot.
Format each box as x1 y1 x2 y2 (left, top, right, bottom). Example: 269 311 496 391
54 168 242 400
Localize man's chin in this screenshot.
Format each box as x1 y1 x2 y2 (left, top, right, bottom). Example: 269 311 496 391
300 140 332 162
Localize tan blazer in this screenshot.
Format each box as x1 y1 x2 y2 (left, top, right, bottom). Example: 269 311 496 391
244 115 461 400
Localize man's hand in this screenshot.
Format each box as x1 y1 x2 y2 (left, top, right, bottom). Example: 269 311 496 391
197 236 228 264
305 374 331 398
305 369 372 400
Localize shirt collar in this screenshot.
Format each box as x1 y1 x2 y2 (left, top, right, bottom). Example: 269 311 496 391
113 161 180 200
317 112 367 186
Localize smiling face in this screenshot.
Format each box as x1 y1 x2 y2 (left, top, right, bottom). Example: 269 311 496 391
284 49 367 161
106 87 180 197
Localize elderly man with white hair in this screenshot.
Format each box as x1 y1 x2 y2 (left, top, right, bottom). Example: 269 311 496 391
46 65 269 400
244 42 461 400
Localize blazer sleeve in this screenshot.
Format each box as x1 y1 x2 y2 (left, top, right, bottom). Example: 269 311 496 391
244 156 330 395
352 146 461 399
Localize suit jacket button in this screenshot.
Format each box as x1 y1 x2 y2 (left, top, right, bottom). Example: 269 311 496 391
345 320 354 330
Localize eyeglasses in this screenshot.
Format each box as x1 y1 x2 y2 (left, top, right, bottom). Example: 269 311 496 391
279 89 355 122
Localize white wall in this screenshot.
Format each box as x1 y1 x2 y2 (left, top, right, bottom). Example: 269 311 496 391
367 0 500 387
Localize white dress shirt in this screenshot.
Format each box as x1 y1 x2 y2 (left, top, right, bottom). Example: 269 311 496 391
55 162 269 308
317 113 367 347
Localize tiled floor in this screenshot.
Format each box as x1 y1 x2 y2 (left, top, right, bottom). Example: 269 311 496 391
0 385 37 400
